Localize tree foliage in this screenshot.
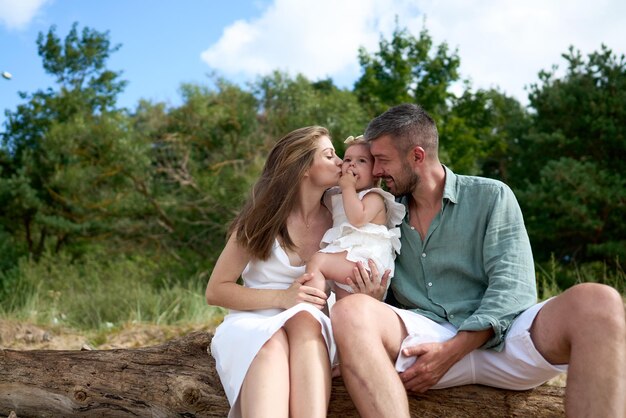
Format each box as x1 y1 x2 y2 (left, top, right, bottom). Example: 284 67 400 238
521 45 626 179
255 71 369 150
0 23 139 261
354 23 460 119
353 23 522 175
1 22 624 299
521 158 625 261
518 45 626 262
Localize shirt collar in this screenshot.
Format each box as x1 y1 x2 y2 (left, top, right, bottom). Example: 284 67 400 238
398 165 458 216
442 165 458 204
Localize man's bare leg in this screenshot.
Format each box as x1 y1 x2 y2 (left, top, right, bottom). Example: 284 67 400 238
530 283 626 417
331 294 410 418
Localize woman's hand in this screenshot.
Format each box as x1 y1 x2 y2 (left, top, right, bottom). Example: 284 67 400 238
282 273 328 310
346 259 389 301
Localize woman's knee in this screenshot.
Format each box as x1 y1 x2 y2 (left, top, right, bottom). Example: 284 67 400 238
284 311 323 337
257 328 289 362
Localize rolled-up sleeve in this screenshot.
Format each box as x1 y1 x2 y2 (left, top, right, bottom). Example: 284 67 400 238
457 184 537 350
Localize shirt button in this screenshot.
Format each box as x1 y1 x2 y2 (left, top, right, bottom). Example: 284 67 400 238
449 314 455 319
421 253 426 258
428 282 432 287
410 226 415 230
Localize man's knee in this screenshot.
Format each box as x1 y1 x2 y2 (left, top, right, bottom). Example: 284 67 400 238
331 294 377 339
569 283 623 313
561 283 625 332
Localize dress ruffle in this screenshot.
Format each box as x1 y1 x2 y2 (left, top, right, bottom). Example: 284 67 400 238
360 188 406 229
321 187 405 255
321 223 402 255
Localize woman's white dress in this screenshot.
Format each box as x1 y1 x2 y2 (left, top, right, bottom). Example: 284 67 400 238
210 240 335 418
319 187 406 292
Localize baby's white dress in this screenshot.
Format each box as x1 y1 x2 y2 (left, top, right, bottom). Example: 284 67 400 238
210 240 335 418
319 187 406 292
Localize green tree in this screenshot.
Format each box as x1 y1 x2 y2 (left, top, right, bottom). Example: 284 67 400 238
518 45 626 262
255 71 369 150
521 158 625 261
353 23 522 176
445 88 530 177
522 45 626 180
354 23 460 119
0 23 146 259
126 79 265 268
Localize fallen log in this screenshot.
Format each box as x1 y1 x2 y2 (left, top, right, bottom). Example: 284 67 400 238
0 331 565 417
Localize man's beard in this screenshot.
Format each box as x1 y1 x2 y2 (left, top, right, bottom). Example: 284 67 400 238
384 166 420 196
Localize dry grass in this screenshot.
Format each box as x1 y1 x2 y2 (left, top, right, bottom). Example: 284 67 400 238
0 318 217 351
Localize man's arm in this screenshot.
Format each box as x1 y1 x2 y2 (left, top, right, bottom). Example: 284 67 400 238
458 184 537 350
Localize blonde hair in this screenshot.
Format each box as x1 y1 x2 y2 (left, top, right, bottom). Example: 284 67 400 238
230 126 330 260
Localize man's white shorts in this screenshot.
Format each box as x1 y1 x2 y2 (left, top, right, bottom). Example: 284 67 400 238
391 299 568 390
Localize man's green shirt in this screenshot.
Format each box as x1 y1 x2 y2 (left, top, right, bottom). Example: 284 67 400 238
391 166 537 350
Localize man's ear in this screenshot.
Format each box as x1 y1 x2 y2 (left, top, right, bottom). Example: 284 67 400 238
411 146 426 163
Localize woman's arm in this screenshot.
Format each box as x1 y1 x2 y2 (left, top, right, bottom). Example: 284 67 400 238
205 234 327 310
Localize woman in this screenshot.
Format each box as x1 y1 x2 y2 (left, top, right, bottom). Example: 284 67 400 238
206 126 342 418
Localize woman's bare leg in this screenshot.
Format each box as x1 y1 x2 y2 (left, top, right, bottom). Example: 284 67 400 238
283 311 332 418
240 328 290 418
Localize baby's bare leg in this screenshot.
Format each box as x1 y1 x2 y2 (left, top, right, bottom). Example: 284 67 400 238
306 251 357 293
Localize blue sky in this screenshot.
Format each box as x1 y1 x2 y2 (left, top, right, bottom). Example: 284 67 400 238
1 0 625 129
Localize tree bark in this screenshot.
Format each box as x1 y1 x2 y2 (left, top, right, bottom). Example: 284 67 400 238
0 331 564 417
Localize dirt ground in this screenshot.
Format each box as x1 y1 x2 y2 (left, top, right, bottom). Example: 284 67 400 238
0 319 213 351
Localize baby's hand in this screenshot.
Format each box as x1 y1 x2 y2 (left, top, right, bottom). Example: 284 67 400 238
339 169 357 190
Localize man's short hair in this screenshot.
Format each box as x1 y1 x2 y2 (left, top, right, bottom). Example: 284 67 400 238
364 103 439 157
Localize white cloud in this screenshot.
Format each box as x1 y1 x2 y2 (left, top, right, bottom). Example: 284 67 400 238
201 0 414 84
420 0 626 103
0 0 50 30
201 0 626 104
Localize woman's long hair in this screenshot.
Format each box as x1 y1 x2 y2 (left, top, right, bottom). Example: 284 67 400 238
229 126 330 260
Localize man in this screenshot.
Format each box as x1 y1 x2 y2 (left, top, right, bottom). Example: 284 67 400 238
332 103 626 417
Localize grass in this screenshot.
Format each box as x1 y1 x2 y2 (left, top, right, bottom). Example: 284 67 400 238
1 250 623 337
536 254 626 300
0 251 227 333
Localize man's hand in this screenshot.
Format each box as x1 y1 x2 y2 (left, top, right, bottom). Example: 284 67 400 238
398 341 458 393
399 329 493 392
346 259 389 301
